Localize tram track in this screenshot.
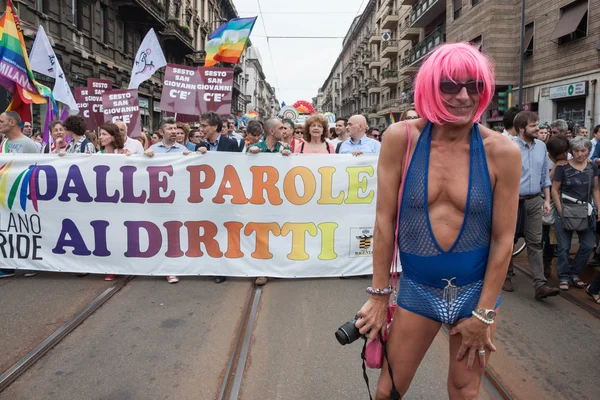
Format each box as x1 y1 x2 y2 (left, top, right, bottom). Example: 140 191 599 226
0 275 135 393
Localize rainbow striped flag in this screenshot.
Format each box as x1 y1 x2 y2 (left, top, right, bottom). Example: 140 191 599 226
205 17 257 67
389 109 395 125
0 0 54 120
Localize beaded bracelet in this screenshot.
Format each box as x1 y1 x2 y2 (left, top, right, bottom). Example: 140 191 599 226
471 311 494 325
366 287 393 296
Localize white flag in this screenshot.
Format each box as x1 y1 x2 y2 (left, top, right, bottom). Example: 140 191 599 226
128 28 167 90
29 26 79 113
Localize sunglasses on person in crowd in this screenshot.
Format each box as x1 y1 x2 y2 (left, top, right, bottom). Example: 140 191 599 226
405 116 420 120
294 130 303 134
439 80 484 95
539 124 550 130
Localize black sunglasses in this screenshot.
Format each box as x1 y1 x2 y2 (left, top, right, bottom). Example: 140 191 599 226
440 80 484 95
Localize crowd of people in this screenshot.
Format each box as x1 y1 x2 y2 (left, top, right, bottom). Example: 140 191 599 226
0 109 383 286
500 105 600 305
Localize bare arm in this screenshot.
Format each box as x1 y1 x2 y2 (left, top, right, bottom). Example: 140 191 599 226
478 140 522 310
355 121 412 339
593 177 600 220
552 180 562 215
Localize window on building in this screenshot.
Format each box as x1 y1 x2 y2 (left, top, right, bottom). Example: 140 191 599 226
72 0 83 30
550 0 588 45
472 0 481 6
454 0 462 20
100 5 108 43
36 0 49 13
523 23 534 57
470 35 482 52
122 21 128 54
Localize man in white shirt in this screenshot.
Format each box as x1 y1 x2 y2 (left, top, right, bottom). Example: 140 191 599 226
501 106 520 137
329 118 349 150
226 116 244 150
115 120 144 154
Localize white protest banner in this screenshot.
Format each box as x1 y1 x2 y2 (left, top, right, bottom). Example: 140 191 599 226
29 26 79 113
0 153 379 277
128 28 167 90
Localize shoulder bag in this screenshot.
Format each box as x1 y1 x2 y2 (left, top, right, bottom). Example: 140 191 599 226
361 121 411 400
560 166 592 232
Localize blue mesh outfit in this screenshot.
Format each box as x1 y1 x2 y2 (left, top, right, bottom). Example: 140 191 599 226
396 121 500 324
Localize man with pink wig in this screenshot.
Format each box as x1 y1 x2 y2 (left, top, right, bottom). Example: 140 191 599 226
354 43 521 399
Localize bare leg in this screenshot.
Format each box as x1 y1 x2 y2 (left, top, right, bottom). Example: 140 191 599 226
375 307 441 400
447 315 498 400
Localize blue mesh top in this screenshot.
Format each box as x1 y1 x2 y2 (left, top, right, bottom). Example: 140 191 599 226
396 121 500 324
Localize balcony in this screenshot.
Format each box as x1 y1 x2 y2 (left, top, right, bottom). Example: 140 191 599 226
380 69 399 88
406 26 445 66
367 79 381 94
369 31 382 44
242 94 252 104
113 0 167 27
399 26 420 42
400 0 419 5
400 58 419 76
382 11 400 30
369 55 382 70
162 20 195 53
186 50 206 66
381 40 399 59
410 0 446 28
377 98 411 116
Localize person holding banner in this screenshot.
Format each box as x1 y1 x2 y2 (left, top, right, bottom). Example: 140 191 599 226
115 120 144 155
196 112 243 284
0 111 40 279
196 112 242 154
281 119 303 153
247 119 292 156
354 43 521 399
298 115 335 154
43 120 68 154
338 115 381 156
98 123 127 155
146 118 190 156
64 115 96 154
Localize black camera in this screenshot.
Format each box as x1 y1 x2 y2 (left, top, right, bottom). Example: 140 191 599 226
335 315 362 345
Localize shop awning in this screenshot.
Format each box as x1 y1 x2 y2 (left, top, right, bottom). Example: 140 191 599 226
550 2 588 40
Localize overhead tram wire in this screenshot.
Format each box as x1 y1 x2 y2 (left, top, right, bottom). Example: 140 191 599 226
256 0 280 96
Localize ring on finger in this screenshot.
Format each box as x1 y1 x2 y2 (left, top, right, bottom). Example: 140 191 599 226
478 349 486 355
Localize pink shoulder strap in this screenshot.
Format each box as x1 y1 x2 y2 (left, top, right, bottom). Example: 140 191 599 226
390 120 412 288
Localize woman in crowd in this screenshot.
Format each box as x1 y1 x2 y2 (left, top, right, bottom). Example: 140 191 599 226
85 130 99 151
98 123 126 155
136 133 149 150
281 118 302 153
43 120 68 154
32 131 43 146
298 114 335 154
400 108 419 121
551 136 600 291
96 123 127 281
243 120 263 151
151 131 163 145
175 122 196 151
293 125 304 141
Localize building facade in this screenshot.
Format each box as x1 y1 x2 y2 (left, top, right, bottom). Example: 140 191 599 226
244 46 280 120
318 0 600 131
0 0 277 130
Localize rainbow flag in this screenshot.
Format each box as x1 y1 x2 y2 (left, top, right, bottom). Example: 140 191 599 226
0 0 54 120
205 17 257 67
389 109 395 125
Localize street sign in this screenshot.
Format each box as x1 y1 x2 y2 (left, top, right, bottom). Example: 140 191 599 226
549 81 588 100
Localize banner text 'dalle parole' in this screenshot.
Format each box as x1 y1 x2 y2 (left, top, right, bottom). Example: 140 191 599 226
0 154 379 277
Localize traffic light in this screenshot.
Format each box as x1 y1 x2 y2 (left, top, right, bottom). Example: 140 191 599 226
497 85 512 113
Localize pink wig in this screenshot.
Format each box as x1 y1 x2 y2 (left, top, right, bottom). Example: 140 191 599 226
413 42 495 125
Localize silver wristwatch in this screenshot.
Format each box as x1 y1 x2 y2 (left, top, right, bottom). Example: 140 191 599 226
473 307 497 322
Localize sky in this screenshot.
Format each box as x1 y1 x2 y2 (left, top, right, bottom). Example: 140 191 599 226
232 0 368 106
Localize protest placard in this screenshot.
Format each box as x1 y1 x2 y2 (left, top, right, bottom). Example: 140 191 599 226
102 89 142 137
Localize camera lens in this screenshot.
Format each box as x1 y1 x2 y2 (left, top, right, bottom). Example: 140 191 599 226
335 318 361 345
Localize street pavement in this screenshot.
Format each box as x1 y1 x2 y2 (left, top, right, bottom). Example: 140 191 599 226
0 271 112 372
0 271 597 399
240 278 495 400
0 277 251 400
